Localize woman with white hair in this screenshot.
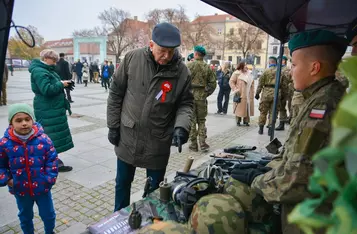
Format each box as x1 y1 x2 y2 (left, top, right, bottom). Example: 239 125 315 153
28 49 74 172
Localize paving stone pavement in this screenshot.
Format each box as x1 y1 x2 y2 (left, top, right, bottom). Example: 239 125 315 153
0 71 288 234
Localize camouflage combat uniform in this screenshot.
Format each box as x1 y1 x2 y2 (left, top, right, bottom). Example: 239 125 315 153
224 76 345 233
187 58 216 151
255 66 288 133
188 193 246 233
290 73 349 123
277 66 293 124
137 221 193 234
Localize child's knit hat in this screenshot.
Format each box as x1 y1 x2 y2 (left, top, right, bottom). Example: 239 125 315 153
8 103 36 123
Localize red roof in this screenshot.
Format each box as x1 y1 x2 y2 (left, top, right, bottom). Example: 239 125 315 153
192 14 234 24
109 18 150 36
43 38 73 48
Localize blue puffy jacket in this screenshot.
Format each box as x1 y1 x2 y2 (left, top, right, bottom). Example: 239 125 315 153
0 122 58 196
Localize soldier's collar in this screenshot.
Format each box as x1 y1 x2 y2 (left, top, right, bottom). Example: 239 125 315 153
302 76 336 99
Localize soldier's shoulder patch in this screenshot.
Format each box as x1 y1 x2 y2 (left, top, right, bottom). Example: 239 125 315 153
309 108 326 119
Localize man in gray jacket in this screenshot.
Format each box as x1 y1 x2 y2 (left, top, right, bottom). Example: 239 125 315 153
107 22 194 211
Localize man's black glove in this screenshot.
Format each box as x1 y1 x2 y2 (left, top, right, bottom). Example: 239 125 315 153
108 128 120 147
231 166 272 186
255 94 260 100
67 81 75 91
172 127 189 153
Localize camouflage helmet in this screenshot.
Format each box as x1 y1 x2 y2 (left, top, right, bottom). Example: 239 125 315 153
188 193 246 234
224 176 273 223
136 221 192 234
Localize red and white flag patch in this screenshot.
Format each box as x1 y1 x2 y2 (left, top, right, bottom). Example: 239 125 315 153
309 108 326 119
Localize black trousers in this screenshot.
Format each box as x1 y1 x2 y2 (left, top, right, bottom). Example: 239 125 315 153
64 88 72 101
217 88 231 113
103 79 110 90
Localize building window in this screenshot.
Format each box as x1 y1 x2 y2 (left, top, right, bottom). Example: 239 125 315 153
217 55 222 60
228 41 233 50
255 41 262 50
273 46 278 54
228 56 232 62
218 28 222 35
206 54 213 60
255 56 261 65
236 56 242 64
229 28 234 35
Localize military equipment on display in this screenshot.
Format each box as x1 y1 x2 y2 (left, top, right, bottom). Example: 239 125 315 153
224 144 257 154
288 56 357 234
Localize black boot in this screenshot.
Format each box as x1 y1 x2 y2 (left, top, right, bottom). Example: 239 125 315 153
275 122 285 131
258 125 264 135
268 127 272 136
236 117 241 126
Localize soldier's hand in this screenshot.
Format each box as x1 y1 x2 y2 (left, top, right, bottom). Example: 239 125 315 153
108 128 120 147
255 94 260 100
172 127 189 153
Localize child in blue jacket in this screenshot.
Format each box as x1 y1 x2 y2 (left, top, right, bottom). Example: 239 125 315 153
0 103 58 234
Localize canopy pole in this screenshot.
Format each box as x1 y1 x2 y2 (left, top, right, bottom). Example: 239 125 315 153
270 42 284 141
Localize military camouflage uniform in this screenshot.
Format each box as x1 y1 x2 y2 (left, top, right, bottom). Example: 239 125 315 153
188 193 246 233
290 73 349 123
255 66 288 127
250 76 346 233
187 58 216 150
277 66 293 123
137 221 193 234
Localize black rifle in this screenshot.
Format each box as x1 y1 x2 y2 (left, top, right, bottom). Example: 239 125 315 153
224 145 257 154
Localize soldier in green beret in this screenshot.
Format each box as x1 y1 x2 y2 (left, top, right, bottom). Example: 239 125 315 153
187 53 194 62
255 56 288 135
187 45 216 152
224 30 348 233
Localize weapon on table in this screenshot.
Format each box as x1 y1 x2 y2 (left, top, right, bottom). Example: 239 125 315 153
212 158 272 172
265 137 282 154
224 145 257 154
210 152 246 159
142 177 152 198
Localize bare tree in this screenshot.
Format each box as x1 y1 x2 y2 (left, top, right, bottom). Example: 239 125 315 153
182 15 216 49
72 27 107 37
226 23 265 58
98 7 141 62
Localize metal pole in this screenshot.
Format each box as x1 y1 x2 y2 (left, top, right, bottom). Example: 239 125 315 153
270 42 284 141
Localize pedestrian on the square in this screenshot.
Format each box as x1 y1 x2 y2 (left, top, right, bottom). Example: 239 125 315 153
91 62 100 83
101 60 110 91
82 62 89 87
75 59 83 84
229 61 255 126
107 22 193 211
1 62 8 106
56 53 74 103
0 103 58 234
29 49 74 172
216 61 232 115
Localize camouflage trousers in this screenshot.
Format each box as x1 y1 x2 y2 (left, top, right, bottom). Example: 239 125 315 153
189 100 208 144
278 95 292 122
1 81 6 105
224 177 273 224
258 100 280 126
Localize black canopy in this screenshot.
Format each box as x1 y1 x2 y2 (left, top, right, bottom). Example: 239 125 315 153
201 0 357 42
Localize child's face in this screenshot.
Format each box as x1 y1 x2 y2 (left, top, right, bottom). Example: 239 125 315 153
11 113 33 135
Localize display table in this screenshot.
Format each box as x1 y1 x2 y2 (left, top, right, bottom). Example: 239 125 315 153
88 149 274 234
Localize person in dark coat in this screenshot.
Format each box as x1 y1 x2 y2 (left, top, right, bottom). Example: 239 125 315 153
216 62 232 114
75 59 83 84
29 49 74 172
107 22 193 211
56 53 74 103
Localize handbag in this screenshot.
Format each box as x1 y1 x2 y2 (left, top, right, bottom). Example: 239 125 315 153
233 93 241 103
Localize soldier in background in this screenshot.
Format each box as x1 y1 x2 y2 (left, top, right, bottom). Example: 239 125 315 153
0 62 8 106
275 55 293 130
187 53 194 62
187 46 216 152
223 30 348 234
255 56 288 135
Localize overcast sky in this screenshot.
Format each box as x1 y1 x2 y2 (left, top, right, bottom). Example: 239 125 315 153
11 0 225 41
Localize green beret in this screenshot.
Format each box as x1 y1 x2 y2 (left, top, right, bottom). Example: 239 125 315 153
187 53 194 61
194 46 206 56
269 56 277 62
282 55 288 61
288 30 348 55
346 17 357 43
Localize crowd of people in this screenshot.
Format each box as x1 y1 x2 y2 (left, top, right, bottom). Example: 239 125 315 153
0 17 356 234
